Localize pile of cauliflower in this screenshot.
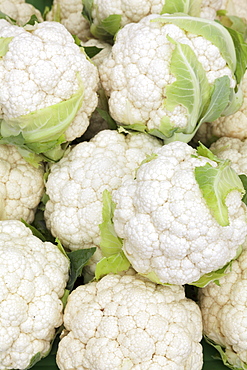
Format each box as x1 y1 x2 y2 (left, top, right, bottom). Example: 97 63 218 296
1 0 247 369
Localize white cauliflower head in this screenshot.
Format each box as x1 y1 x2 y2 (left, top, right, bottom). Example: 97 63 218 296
99 13 239 143
0 20 99 160
198 243 247 368
44 130 162 255
0 220 70 370
0 144 44 223
111 141 247 285
56 271 203 370
46 0 92 41
0 0 43 25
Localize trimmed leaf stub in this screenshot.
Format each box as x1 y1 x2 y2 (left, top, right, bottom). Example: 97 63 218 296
0 37 13 57
95 189 130 279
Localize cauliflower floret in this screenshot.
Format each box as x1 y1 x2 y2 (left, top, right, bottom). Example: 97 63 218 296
46 0 91 41
0 220 70 370
0 0 43 25
0 20 99 148
112 141 247 285
56 271 203 370
44 130 162 257
0 144 44 223
209 136 247 175
199 242 247 367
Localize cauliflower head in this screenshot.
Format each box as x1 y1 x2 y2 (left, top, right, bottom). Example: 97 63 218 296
99 13 241 143
111 141 247 285
56 271 203 370
46 0 91 41
44 130 162 255
0 220 70 370
198 244 247 368
0 144 44 223
0 20 99 161
0 0 43 25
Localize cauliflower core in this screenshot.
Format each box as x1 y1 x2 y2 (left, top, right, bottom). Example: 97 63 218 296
0 220 70 370
44 130 162 254
199 245 247 367
112 141 247 285
56 272 203 370
0 144 44 223
99 14 235 133
0 20 99 141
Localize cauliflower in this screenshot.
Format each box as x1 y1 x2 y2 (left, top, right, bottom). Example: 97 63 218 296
44 130 162 258
0 0 43 25
0 144 44 223
209 136 247 175
56 271 203 370
195 70 247 144
99 13 242 143
110 141 247 285
46 0 91 41
0 20 99 162
198 243 247 368
82 0 223 42
221 0 247 20
0 220 70 370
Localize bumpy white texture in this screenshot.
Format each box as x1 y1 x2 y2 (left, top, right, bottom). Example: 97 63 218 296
195 70 247 144
91 0 222 28
221 0 247 20
0 0 43 25
0 144 44 223
210 136 247 175
0 220 70 370
44 130 162 253
112 141 247 285
46 0 91 41
99 14 235 132
0 20 99 141
199 244 247 367
56 271 203 370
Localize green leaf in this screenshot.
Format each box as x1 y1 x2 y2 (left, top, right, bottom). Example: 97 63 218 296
222 86 243 117
217 13 247 42
119 122 147 133
202 338 232 370
0 37 13 57
198 76 231 123
152 13 237 73
161 0 202 17
204 336 247 370
66 248 96 290
0 75 84 145
99 189 123 257
83 45 103 58
24 14 39 26
223 26 247 84
95 251 130 280
196 142 223 163
96 107 117 130
195 160 245 226
90 14 122 43
163 37 211 135
21 218 46 242
82 0 93 23
239 174 247 205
